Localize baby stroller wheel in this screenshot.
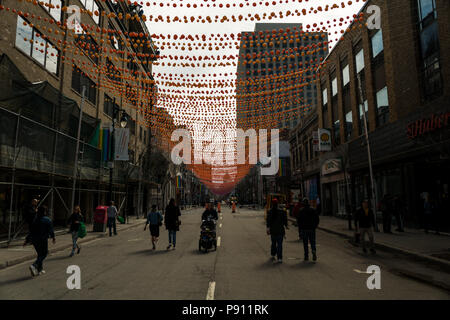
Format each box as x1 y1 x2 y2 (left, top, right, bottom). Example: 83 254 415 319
213 240 217 251
198 240 202 252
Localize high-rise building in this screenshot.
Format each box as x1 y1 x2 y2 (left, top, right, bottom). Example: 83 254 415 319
236 23 328 132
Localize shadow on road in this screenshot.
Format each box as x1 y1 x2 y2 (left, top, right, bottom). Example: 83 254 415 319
0 275 31 286
128 249 170 255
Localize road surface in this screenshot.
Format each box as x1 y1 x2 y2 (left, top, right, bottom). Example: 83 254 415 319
0 207 448 299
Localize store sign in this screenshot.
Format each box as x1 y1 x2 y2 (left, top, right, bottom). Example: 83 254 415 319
321 159 342 176
312 130 319 152
407 112 450 139
318 128 332 151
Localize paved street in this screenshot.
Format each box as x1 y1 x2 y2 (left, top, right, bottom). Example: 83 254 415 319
0 207 448 300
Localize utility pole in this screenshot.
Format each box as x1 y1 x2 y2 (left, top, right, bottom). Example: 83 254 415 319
70 86 86 218
357 74 379 232
108 97 116 204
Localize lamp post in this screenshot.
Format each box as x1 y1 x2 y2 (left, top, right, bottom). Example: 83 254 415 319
108 98 129 204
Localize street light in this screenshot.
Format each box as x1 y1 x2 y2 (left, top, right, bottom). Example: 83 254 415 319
108 98 129 204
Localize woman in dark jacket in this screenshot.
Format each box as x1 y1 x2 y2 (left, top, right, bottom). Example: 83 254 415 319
67 205 84 257
266 198 288 263
165 198 181 250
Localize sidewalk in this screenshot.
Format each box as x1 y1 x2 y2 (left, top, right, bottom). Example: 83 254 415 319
289 215 450 272
0 216 146 270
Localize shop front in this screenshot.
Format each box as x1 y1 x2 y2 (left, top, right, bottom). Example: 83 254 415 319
349 105 450 231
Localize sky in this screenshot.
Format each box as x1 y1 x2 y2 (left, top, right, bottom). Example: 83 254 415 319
140 0 367 190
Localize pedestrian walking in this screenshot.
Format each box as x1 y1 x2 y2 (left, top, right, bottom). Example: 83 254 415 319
23 206 55 276
24 198 38 229
107 201 118 237
217 202 221 213
67 205 84 257
297 198 320 261
423 193 440 234
266 198 288 264
379 194 393 233
144 205 163 250
355 199 376 254
165 198 181 250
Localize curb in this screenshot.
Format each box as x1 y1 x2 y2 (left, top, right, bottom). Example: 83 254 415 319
288 217 450 272
288 217 450 291
0 221 145 270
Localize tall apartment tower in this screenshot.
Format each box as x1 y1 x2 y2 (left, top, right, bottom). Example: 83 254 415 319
236 23 328 134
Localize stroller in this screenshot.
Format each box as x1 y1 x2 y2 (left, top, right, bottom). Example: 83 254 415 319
199 218 217 253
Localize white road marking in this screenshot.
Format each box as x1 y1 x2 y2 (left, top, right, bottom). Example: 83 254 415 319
7 248 33 252
206 281 216 300
353 269 370 274
217 236 221 247
127 238 142 242
219 224 222 228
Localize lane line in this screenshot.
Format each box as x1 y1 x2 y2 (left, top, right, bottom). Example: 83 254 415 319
219 223 222 228
206 281 216 300
353 269 370 274
217 236 221 247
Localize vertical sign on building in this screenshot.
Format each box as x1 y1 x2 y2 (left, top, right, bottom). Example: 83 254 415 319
318 128 332 151
114 128 130 161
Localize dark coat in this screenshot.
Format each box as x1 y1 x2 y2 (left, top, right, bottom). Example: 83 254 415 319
266 208 288 236
355 207 375 228
67 212 84 232
165 204 181 231
202 209 218 221
297 205 319 230
26 215 55 244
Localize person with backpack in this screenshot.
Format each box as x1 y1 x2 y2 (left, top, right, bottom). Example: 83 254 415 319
165 198 181 250
23 206 55 276
67 205 84 257
297 198 320 261
144 204 164 250
266 198 288 264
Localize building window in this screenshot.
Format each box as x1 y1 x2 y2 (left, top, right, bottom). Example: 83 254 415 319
15 16 59 75
72 66 97 105
332 77 338 96
74 19 99 65
322 88 328 105
40 0 62 22
371 29 384 58
359 100 369 135
417 0 442 100
80 0 100 25
342 64 350 87
355 49 365 73
333 120 341 146
376 87 389 126
104 93 119 119
345 111 353 141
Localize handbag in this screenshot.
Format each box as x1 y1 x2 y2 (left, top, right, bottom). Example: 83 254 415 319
78 222 87 238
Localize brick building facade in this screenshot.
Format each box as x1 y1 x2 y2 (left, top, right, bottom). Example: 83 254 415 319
315 0 450 230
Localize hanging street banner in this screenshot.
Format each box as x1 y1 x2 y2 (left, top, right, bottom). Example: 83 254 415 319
114 128 130 161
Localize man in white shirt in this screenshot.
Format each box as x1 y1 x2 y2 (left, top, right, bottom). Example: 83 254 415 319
107 201 118 237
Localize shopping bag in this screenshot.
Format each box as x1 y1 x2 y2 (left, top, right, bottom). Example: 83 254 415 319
117 215 125 224
78 222 87 238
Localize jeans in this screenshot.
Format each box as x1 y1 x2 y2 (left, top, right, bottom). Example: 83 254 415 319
71 231 79 254
168 230 177 246
360 227 374 249
32 240 48 272
300 229 316 257
270 235 283 260
108 217 117 236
